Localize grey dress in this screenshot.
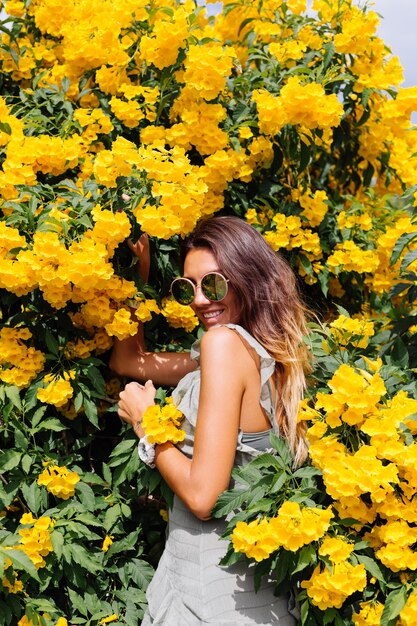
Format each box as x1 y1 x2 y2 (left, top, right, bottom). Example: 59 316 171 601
141 324 297 625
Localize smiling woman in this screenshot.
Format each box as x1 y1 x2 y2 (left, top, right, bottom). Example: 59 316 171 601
111 215 312 625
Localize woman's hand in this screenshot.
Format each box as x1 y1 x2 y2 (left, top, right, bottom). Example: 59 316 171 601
118 379 155 438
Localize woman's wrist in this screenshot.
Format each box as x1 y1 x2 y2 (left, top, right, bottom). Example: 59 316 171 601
132 421 145 439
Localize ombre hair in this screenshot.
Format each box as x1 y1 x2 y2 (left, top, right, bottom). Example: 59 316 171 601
182 215 311 467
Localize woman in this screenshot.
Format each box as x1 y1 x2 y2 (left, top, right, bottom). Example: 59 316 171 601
111 215 310 625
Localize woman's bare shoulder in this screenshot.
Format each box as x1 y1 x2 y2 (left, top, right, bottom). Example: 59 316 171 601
200 326 251 362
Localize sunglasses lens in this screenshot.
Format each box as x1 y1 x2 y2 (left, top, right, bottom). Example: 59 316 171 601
201 273 228 301
171 279 194 305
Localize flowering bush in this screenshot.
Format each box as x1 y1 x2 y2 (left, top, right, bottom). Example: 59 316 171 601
214 312 417 624
0 0 416 623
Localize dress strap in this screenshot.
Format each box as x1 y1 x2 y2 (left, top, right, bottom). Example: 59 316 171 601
217 324 279 432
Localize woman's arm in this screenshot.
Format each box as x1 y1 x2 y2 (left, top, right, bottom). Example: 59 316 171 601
109 233 197 386
109 328 196 387
118 326 249 520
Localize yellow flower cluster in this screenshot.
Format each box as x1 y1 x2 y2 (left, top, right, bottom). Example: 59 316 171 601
37 371 75 408
0 219 136 316
318 536 354 563
353 601 384 626
142 398 185 445
292 188 329 228
264 213 322 264
132 145 208 239
305 354 417 580
104 308 138 341
65 328 113 360
329 314 375 349
37 464 80 499
17 512 54 569
301 561 367 610
0 327 45 388
133 298 161 323
161 297 199 333
399 591 417 625
139 6 189 70
253 76 343 137
315 363 386 427
327 240 380 274
231 502 334 561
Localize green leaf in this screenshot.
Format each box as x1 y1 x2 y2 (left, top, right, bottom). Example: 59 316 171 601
355 554 385 583
391 336 409 368
102 462 112 486
298 254 313 276
83 396 99 427
317 267 330 297
380 587 408 626
391 232 417 265
291 544 316 574
51 529 65 559
67 588 88 617
32 405 48 428
4 385 22 410
401 249 417 272
0 121 12 134
67 543 101 574
269 472 288 494
292 466 322 480
21 482 46 515
21 453 33 474
44 329 59 356
30 418 64 434
212 488 249 518
1 548 40 581
104 503 121 531
0 450 22 472
76 482 96 511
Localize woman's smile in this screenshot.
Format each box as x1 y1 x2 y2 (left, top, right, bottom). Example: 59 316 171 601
183 248 240 329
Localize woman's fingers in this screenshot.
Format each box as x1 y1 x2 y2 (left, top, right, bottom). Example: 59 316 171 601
127 233 150 282
117 380 156 426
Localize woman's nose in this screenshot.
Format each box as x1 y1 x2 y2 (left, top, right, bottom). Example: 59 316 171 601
192 285 210 306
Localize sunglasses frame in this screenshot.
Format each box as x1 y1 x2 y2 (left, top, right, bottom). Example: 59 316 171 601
170 271 230 306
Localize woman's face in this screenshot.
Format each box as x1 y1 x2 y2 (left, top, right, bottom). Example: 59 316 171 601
183 248 240 329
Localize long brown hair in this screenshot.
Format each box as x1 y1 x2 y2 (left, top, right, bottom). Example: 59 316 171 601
182 215 311 466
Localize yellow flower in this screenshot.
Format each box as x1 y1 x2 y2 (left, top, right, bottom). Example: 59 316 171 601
37 373 74 408
231 518 280 562
269 502 334 551
301 561 367 610
161 297 199 332
105 308 138 340
142 399 185 445
353 601 384 625
329 314 375 349
102 535 114 552
400 591 417 625
38 465 80 499
17 514 54 569
134 298 161 323
319 536 354 563
100 615 118 624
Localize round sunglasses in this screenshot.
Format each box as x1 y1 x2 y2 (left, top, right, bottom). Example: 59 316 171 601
170 272 229 306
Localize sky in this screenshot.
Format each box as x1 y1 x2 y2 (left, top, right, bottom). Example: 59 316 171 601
373 0 417 90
